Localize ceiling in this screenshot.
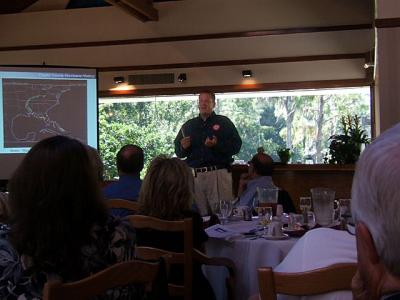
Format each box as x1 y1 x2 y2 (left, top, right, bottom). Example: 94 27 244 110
0 0 181 21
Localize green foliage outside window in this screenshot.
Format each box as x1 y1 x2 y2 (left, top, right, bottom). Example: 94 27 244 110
99 89 371 179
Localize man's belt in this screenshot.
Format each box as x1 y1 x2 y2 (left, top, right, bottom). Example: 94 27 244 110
194 165 227 173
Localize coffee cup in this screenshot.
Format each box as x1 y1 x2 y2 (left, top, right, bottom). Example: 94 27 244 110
267 217 283 237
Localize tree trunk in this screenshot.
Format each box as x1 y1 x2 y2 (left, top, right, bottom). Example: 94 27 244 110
315 95 325 162
284 96 296 149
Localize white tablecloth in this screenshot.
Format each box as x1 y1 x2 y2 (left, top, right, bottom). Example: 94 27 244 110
204 220 298 300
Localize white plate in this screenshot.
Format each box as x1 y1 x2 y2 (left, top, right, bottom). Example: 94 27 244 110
262 233 289 240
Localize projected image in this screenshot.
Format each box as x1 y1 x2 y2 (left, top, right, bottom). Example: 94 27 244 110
2 78 87 148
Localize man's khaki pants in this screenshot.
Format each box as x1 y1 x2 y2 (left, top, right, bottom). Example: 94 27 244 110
194 168 233 216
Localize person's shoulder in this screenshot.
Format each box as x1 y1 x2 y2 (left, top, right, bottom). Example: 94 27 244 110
299 228 356 256
185 116 200 124
0 225 20 267
214 114 237 127
102 180 119 192
95 215 135 242
214 114 232 122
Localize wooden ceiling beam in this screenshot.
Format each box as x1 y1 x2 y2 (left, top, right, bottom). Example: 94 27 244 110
105 0 158 22
0 0 39 14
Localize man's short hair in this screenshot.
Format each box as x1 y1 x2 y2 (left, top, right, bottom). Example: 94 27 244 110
199 90 216 104
250 151 274 176
116 144 144 175
351 123 400 276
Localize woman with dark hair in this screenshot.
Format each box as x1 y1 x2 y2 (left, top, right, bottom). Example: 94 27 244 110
137 155 215 300
0 135 139 299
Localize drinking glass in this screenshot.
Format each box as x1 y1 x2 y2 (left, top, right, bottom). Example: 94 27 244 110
257 187 278 204
252 195 260 218
306 211 316 229
259 207 273 236
219 200 232 224
311 187 337 226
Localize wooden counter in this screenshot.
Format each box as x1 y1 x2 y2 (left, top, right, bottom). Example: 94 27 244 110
231 164 355 212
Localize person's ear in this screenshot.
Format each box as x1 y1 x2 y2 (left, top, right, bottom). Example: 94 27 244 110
357 222 379 265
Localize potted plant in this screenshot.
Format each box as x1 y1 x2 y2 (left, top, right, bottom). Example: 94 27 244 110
326 115 369 164
277 148 291 164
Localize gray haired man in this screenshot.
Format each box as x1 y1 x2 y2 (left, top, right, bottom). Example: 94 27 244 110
351 123 400 299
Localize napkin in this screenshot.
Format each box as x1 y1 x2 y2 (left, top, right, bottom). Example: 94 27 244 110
206 224 242 240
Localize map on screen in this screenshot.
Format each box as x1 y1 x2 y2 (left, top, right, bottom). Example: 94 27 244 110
3 78 87 148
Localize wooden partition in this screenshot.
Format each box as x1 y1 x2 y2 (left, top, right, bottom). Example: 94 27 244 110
231 164 355 212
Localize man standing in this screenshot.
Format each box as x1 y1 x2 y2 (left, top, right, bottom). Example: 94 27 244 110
103 144 144 202
174 91 242 216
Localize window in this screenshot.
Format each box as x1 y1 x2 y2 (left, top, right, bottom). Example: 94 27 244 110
99 87 371 179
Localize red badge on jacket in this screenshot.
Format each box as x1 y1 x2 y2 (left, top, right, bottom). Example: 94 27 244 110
213 124 220 131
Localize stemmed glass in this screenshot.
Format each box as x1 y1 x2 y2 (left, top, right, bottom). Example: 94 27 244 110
219 200 232 225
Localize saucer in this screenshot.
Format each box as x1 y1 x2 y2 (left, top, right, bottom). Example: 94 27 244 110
283 228 306 237
262 233 289 240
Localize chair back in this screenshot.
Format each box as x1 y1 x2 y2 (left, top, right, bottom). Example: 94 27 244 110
43 259 160 300
258 263 357 300
128 215 193 300
106 198 140 212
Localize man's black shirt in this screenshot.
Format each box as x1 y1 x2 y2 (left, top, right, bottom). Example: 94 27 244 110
174 112 242 168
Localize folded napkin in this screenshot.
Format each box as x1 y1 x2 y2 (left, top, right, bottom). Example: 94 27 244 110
206 224 243 240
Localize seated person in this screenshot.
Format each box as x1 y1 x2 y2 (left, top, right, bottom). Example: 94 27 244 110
237 148 296 213
351 123 400 299
136 155 216 300
273 227 356 300
269 123 400 300
0 136 140 299
103 144 144 217
86 145 104 183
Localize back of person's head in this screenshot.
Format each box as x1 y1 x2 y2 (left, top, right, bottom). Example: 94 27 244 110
86 145 104 182
116 144 144 175
8 135 107 277
351 123 400 277
250 147 274 176
139 155 193 220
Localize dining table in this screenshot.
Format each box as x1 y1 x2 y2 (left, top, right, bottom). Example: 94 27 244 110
203 217 299 300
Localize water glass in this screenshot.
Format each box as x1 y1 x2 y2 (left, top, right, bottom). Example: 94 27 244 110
306 211 316 229
256 187 278 204
311 187 337 226
259 207 273 235
219 200 232 224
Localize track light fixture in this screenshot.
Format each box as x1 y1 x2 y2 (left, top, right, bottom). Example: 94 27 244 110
177 73 187 83
113 76 125 84
363 62 374 69
242 70 252 78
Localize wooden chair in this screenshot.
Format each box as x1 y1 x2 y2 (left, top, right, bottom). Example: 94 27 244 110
129 215 236 300
43 259 161 300
106 198 140 212
257 263 357 300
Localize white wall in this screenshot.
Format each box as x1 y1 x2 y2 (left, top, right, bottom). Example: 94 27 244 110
374 0 400 134
0 0 373 92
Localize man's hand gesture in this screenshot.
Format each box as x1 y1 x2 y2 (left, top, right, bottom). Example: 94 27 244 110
180 136 191 149
205 135 217 147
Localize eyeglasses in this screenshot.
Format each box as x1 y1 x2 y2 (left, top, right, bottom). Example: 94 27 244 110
346 222 356 236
